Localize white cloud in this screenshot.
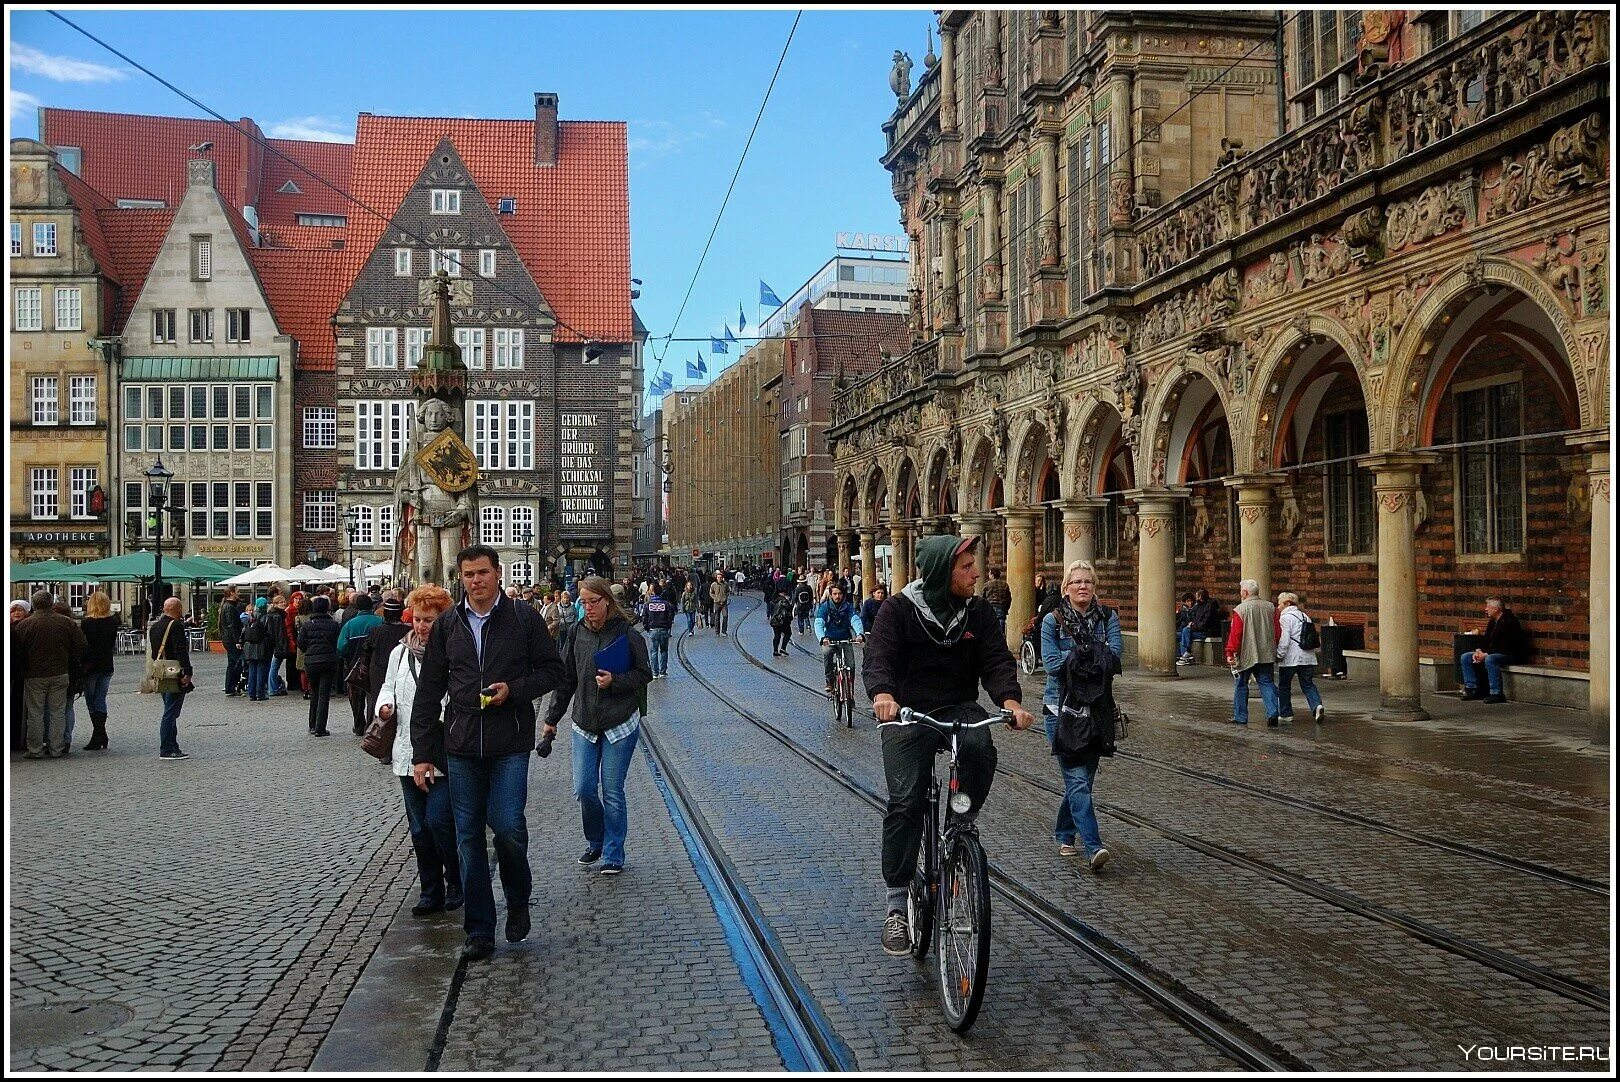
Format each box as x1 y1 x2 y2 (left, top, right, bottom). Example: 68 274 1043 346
266 116 352 143
9 88 41 124
10 42 125 83
628 113 727 163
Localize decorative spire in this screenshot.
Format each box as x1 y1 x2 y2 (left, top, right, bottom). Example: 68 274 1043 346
924 25 938 70
412 270 466 402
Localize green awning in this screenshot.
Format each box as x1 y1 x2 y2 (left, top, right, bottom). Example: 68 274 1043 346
121 357 280 381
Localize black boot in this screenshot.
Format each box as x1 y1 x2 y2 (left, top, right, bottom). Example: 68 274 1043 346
85 712 108 751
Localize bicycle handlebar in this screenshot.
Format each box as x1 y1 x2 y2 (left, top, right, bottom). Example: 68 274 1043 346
888 707 1014 730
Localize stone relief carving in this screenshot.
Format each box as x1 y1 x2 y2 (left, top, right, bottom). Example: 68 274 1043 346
1530 232 1581 310
1386 172 1476 252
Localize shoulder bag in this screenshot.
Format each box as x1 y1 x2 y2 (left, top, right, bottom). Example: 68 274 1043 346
361 650 408 763
141 620 183 694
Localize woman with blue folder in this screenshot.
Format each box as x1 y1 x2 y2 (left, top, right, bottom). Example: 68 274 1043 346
542 576 653 876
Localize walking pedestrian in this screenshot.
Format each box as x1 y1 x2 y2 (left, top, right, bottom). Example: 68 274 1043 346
1040 561 1122 872
337 593 380 734
148 597 194 760
285 591 307 697
698 579 714 630
1275 592 1325 722
983 568 1012 632
375 584 463 917
17 590 86 759
242 597 277 701
297 596 342 736
642 584 674 678
79 590 120 751
860 582 887 632
709 571 730 635
1225 579 1281 727
219 587 244 696
543 576 652 878
411 545 566 962
793 575 815 635
679 580 699 635
768 588 794 657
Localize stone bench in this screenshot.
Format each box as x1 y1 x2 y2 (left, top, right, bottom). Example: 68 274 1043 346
1340 649 1591 711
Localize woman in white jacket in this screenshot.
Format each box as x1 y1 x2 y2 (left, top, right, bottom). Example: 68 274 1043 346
375 584 462 916
1275 592 1326 723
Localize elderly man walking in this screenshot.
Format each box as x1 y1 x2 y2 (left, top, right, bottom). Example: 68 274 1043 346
1224 578 1281 727
17 590 87 758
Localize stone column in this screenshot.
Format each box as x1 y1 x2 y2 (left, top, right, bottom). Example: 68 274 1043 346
859 528 877 600
940 22 958 134
1363 453 1440 720
1570 435 1609 727
1061 497 1108 567
982 184 1003 301
941 213 960 328
891 519 914 586
1003 507 1039 654
1130 490 1183 676
1039 131 1060 268
1226 474 1284 601
957 513 989 594
836 530 852 575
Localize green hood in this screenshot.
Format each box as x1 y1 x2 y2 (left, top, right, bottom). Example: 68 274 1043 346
911 533 976 628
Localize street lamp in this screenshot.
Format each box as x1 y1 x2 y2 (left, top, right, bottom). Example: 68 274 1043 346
145 457 174 612
343 506 361 587
519 523 535 587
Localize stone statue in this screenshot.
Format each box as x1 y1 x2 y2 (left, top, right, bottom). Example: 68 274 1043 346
394 397 475 589
890 51 913 104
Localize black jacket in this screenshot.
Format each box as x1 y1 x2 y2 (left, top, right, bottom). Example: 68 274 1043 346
411 592 566 766
297 612 342 669
243 609 284 662
365 620 412 699
642 593 675 631
1481 608 1530 661
81 615 120 675
862 593 1022 714
1185 598 1222 635
218 599 243 647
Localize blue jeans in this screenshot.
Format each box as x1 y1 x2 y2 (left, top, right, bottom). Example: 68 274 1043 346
447 752 532 942
246 658 270 699
224 642 244 693
1233 663 1280 723
1276 664 1323 717
1178 626 1209 655
159 691 184 754
572 726 640 866
684 612 696 634
1459 652 1510 696
649 629 670 675
400 776 462 905
82 671 113 716
1043 711 1103 852
268 654 287 695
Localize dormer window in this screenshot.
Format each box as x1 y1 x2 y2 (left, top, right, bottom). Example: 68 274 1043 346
498 198 517 214
431 189 461 214
278 179 302 194
297 213 346 227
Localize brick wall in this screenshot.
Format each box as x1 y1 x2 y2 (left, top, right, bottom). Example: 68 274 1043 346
292 369 339 563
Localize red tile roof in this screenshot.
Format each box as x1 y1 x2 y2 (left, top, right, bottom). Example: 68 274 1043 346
52 161 115 281
258 138 353 228
250 247 350 370
256 223 347 251
801 308 910 377
94 208 174 335
347 115 630 343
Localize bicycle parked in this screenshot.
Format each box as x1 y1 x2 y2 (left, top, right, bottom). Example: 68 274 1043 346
884 706 1013 1033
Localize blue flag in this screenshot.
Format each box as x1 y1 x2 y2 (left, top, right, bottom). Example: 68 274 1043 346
759 280 781 307
652 372 672 393
711 336 728 354
738 304 747 333
698 355 708 377
725 325 737 343
687 359 701 379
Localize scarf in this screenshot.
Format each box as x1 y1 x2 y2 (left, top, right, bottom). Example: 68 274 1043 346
406 628 429 661
1056 597 1102 647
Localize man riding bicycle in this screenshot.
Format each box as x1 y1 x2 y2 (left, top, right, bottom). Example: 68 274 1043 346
862 534 1035 956
814 583 864 697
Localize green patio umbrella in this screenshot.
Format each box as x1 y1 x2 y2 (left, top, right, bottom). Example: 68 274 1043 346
8 558 87 583
169 556 241 582
68 550 209 582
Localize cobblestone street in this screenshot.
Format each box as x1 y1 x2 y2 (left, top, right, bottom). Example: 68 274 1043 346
8 597 1612 1071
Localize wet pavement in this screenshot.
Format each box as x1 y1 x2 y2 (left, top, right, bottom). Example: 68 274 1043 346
8 597 1611 1071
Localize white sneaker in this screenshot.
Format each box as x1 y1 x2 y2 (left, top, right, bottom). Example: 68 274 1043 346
1314 704 1326 721
1088 847 1111 872
1277 714 1294 723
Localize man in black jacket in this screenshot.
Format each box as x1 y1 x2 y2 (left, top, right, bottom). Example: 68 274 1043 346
1458 596 1529 704
219 588 244 696
411 545 566 962
863 534 1034 957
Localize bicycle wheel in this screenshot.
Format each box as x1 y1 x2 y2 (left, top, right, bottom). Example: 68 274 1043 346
840 670 855 727
1019 639 1037 675
936 832 991 1033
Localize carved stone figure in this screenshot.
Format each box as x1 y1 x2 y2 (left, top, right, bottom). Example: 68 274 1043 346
1531 233 1581 308
890 51 914 104
394 397 475 588
1342 207 1385 265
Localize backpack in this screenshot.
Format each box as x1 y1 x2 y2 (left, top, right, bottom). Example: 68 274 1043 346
770 595 793 626
1295 613 1320 651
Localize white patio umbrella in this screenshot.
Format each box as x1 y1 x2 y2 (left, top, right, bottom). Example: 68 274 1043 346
285 563 349 584
216 563 295 588
359 559 393 581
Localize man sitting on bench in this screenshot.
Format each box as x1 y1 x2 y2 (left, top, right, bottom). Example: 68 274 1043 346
1458 596 1528 704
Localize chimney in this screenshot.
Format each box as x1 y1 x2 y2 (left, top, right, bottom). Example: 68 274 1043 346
534 92 558 167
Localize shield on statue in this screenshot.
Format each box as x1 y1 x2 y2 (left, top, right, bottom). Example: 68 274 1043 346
418 428 479 493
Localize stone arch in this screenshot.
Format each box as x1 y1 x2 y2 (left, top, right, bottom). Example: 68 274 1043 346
1140 365 1236 488
836 471 860 533
1380 257 1588 451
1067 396 1133 497
1009 415 1054 507
962 430 1000 512
893 454 922 521
862 462 888 528
1246 312 1370 473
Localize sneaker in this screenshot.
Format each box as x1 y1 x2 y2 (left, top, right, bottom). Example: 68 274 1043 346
1266 717 1280 728
1482 693 1507 704
599 864 623 877
1229 719 1248 726
460 937 495 963
1089 847 1112 873
1058 842 1080 858
1313 704 1326 722
881 910 911 956
22 751 45 760
578 848 602 865
159 750 190 760
505 906 530 942
1277 714 1294 723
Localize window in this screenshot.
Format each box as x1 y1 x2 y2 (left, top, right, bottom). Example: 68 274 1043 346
191 235 212 280
303 407 336 448
70 375 96 425
212 482 229 537
54 287 82 330
1325 411 1374 556
1091 125 1108 290
152 308 176 343
69 468 98 519
234 385 251 418
354 401 414 470
394 248 412 276
296 213 346 227
1098 498 1119 560
404 327 430 366
498 197 517 214
55 146 81 175
31 468 59 519
377 504 394 547
227 308 251 343
234 481 252 538
303 489 337 532
256 482 274 537
15 287 43 330
481 504 507 546
116 198 167 209
431 248 462 277
1456 380 1524 554
279 180 302 195
430 189 461 214
510 505 536 545
1289 11 1362 126
492 328 524 369
125 482 144 539
189 308 214 343
1228 487 1242 560
33 222 57 256
352 504 375 546
10 222 20 256
479 249 497 277
469 400 533 470
31 376 59 424
366 326 397 368
455 327 485 369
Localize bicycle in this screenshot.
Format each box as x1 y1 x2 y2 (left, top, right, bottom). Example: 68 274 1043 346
824 638 859 727
884 706 1013 1033
1017 616 1039 676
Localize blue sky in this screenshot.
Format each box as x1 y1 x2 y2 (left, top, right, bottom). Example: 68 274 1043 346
8 6 935 397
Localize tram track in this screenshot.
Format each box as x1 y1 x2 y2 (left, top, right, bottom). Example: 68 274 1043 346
677 606 1310 1072
743 599 1608 1014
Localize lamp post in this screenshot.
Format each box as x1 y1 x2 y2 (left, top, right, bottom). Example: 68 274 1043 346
343 506 360 588
519 524 535 587
146 457 174 612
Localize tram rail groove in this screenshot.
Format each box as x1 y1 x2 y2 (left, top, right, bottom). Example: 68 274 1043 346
638 717 854 1072
680 606 1310 1073
740 599 1609 1014
779 608 1606 896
